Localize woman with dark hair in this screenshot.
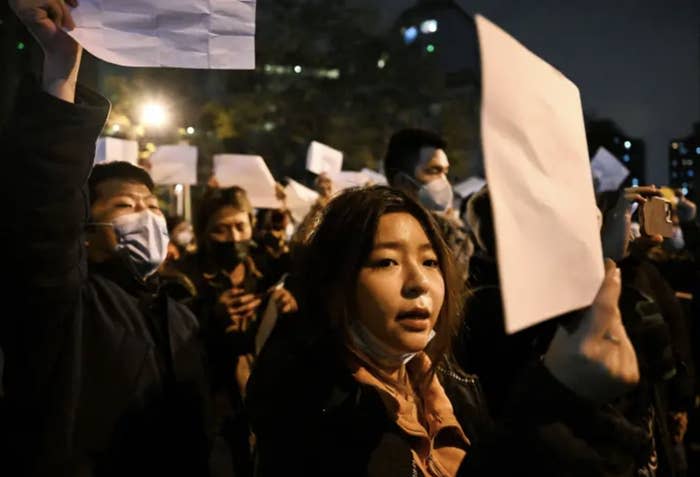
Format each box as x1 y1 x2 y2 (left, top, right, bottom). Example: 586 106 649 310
179 185 297 476
248 186 642 477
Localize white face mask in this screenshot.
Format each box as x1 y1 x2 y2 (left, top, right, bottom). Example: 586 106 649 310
111 210 170 280
348 319 436 368
667 226 685 251
402 173 454 212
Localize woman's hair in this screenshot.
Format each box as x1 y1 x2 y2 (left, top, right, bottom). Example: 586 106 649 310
296 186 464 380
194 186 254 251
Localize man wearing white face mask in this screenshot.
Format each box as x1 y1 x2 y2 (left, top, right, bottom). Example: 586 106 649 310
2 2 213 475
384 128 454 214
384 129 471 282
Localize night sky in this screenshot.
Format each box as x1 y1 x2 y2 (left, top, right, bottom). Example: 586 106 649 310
351 0 700 185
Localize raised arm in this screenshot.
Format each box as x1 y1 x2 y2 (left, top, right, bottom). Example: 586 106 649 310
6 0 110 307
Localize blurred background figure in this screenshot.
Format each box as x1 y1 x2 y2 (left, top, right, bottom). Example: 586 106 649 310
177 185 297 477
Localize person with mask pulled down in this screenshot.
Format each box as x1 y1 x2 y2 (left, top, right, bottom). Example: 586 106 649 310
177 185 298 477
1 2 212 475
247 186 641 477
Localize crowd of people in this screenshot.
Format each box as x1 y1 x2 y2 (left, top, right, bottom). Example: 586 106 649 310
1 1 699 476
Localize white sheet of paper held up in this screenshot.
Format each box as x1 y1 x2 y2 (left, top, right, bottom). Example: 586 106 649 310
329 171 372 193
591 147 630 193
68 0 256 69
95 137 138 165
306 141 343 175
476 15 604 334
150 145 198 185
213 154 280 209
360 168 388 185
284 178 319 224
454 177 486 199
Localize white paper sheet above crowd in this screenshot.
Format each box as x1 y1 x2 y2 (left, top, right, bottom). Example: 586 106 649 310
329 171 373 193
360 168 388 185
476 15 604 334
213 154 281 209
284 179 319 224
306 141 343 175
590 147 630 193
149 145 198 185
68 0 257 69
454 176 486 199
94 137 139 165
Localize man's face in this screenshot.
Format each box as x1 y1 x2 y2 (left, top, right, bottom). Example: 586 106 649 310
413 147 450 186
87 179 162 262
206 206 253 244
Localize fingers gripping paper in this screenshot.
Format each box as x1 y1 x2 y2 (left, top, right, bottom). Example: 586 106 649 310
69 0 256 69
476 15 604 334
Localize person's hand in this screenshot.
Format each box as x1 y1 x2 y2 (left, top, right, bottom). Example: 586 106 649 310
274 183 287 203
207 174 220 190
623 185 661 204
9 0 82 101
544 259 639 403
217 288 262 333
271 287 298 315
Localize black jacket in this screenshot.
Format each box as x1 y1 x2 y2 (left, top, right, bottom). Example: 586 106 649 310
247 318 649 477
1 82 211 476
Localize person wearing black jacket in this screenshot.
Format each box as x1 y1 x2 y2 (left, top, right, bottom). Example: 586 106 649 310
247 186 643 477
1 2 212 475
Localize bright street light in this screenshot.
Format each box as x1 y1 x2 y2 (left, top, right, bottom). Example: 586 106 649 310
140 102 169 128
186 126 195 135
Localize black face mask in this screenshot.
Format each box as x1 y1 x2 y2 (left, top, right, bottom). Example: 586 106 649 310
210 240 252 270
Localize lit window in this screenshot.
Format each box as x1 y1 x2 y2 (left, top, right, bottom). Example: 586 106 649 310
403 26 418 45
420 19 438 34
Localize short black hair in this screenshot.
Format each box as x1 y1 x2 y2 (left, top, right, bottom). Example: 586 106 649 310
88 161 155 206
384 128 447 185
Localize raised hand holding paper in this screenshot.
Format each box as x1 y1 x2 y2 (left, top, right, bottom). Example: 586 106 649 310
68 0 256 69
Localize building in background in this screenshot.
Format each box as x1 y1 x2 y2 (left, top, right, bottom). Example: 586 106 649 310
669 122 700 201
586 119 646 187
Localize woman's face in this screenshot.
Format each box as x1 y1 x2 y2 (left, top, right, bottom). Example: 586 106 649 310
354 212 445 354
